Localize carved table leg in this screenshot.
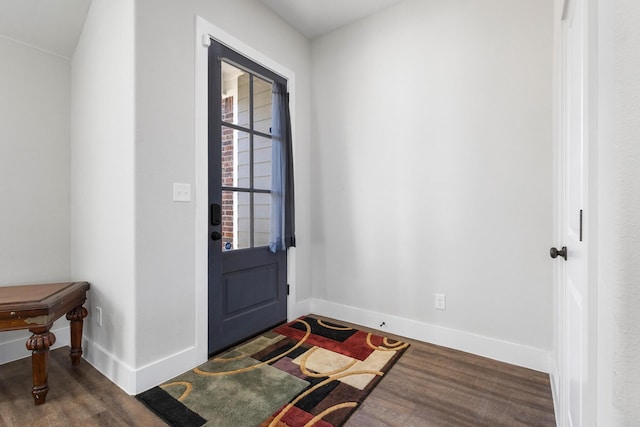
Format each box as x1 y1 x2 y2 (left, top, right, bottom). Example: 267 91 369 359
66 306 88 366
26 328 56 405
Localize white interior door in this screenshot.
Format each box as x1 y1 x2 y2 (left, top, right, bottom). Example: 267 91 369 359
557 0 590 425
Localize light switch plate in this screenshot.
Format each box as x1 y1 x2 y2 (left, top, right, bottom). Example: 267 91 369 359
173 183 192 202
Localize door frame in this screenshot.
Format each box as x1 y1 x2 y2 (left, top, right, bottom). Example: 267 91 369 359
552 0 599 424
195 17 298 363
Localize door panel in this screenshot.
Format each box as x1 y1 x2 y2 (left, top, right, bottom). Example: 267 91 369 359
220 249 286 348
208 40 288 355
224 266 278 315
560 0 589 425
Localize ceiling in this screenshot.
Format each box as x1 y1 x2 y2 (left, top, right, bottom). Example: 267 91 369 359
0 0 401 59
258 0 404 39
0 0 91 58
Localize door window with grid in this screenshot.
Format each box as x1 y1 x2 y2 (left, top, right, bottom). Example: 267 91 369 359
220 61 274 250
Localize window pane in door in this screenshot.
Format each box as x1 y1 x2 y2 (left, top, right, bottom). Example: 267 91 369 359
254 135 272 191
221 127 250 189
221 61 249 129
221 190 234 250
237 191 251 250
253 76 272 135
254 192 271 247
221 190 251 251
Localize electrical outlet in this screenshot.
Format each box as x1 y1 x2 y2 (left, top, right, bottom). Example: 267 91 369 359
435 293 446 310
96 306 103 326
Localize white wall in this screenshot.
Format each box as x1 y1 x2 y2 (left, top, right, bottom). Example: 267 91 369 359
310 0 553 369
132 0 311 390
70 0 136 390
0 37 71 357
0 38 71 285
2 0 560 394
597 0 640 424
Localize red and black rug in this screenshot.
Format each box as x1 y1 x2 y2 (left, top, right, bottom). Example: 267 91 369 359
137 316 409 426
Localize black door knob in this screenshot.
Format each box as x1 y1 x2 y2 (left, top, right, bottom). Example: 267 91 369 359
550 246 567 260
210 231 222 241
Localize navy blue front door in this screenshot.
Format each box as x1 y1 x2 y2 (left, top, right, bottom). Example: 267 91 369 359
207 40 288 355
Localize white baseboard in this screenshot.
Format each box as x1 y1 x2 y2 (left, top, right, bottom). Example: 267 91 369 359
6 298 548 395
126 299 314 395
0 326 71 364
0 332 143 396
133 345 205 394
549 358 562 426
82 338 137 394
79 299 315 395
291 298 312 320
83 338 206 395
310 298 551 373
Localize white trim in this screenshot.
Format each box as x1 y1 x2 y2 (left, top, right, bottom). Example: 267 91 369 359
291 295 312 320
550 359 562 426
585 1 599 424
3 335 190 396
310 299 552 373
202 34 211 47
0 325 70 364
134 345 203 394
85 340 215 395
83 338 136 394
194 16 298 365
194 16 210 371
0 34 70 60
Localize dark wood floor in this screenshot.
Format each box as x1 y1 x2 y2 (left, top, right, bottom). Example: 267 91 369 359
0 319 555 426
0 347 164 426
328 317 557 427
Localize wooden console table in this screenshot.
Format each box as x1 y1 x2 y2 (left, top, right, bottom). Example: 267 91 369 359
0 282 89 405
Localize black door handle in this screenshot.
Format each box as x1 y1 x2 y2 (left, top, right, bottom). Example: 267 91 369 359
550 246 567 260
211 204 221 226
210 231 222 241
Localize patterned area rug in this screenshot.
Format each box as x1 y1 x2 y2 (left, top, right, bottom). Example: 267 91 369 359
137 316 409 427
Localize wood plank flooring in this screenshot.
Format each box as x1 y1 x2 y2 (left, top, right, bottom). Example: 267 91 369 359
0 318 556 426
328 317 557 427
0 347 164 426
